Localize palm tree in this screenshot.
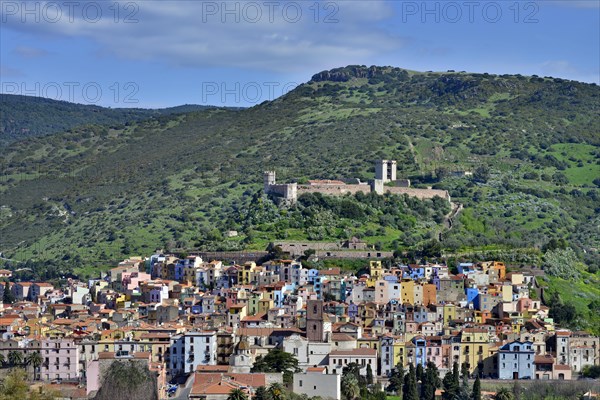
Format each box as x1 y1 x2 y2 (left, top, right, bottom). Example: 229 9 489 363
341 373 360 400
7 350 23 368
267 382 287 400
227 388 249 400
494 387 514 400
25 351 43 380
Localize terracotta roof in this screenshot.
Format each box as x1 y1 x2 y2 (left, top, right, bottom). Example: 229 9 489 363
554 364 571 370
332 333 355 342
330 348 377 356
98 351 151 360
196 365 230 372
534 355 554 364
191 372 266 395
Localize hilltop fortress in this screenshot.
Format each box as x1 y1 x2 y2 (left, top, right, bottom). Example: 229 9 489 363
264 160 450 204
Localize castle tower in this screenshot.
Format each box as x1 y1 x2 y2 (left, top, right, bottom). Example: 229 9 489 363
264 171 276 192
375 160 397 183
375 160 387 182
388 160 397 182
306 299 324 342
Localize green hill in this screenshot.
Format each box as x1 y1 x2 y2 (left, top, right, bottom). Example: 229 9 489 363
0 94 218 145
0 66 598 272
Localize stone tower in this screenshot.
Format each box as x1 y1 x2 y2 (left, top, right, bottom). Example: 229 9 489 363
264 171 276 192
306 299 324 342
375 160 397 183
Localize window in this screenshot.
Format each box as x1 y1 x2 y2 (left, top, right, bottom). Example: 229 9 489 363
299 380 302 387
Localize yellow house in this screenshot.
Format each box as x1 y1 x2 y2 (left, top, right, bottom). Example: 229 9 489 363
357 336 380 351
247 291 266 315
358 303 377 328
388 337 407 367
501 285 513 302
401 280 415 305
238 262 257 285
460 328 490 375
367 261 385 288
115 294 127 309
443 303 456 324
257 298 274 315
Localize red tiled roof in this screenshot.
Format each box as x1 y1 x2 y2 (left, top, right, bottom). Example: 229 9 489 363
330 348 377 356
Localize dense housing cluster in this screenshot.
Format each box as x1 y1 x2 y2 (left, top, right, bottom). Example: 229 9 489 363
0 253 598 399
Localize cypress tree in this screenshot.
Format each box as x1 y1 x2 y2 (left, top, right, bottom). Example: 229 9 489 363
403 364 419 400
416 363 424 383
472 375 481 400
422 361 441 400
3 281 14 304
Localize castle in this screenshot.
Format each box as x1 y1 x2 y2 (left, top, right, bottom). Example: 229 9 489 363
264 160 450 204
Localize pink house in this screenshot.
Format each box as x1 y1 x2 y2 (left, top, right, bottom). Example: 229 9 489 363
425 338 444 369
121 271 151 292
40 338 79 381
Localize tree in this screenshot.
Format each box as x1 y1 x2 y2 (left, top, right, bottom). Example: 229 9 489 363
7 351 22 368
471 376 481 400
267 382 287 400
416 363 424 383
493 388 514 400
420 239 442 258
25 351 42 380
582 365 600 379
0 353 5 367
0 368 28 400
0 368 57 400
253 386 268 400
435 167 449 181
227 388 249 400
386 362 404 396
94 360 158 400
366 363 374 385
473 165 490 183
403 364 419 400
3 281 15 305
251 349 300 385
442 363 459 400
341 373 360 400
422 361 441 400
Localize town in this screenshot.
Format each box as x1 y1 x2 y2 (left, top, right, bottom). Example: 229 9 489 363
0 251 598 399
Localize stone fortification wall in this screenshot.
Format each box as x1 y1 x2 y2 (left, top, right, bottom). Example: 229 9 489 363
384 186 450 201
297 184 371 197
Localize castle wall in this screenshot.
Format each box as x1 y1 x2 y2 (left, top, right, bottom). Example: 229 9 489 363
297 184 371 197
384 187 450 201
315 250 394 259
267 184 294 198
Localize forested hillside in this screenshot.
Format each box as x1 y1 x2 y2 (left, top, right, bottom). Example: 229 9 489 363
0 94 215 144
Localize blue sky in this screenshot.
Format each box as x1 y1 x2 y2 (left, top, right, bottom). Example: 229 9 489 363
1 0 598 107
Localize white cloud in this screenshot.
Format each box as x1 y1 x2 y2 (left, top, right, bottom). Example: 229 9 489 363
2 1 404 72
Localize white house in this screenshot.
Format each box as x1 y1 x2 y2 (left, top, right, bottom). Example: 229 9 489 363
293 367 341 400
169 331 217 376
328 348 377 376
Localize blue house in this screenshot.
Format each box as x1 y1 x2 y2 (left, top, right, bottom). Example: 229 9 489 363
348 303 359 319
412 336 427 367
466 287 479 304
498 341 535 380
458 262 475 275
